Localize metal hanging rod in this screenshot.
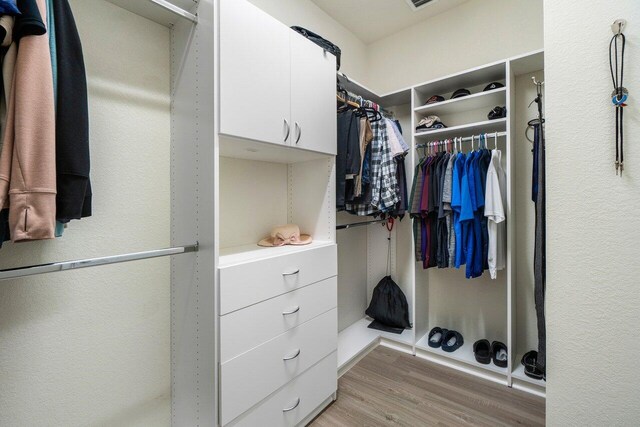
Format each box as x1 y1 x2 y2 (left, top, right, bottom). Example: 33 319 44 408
337 220 387 230
149 0 198 24
416 131 507 149
0 243 198 281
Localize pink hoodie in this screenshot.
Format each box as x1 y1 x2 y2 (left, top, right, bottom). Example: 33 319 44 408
0 0 56 241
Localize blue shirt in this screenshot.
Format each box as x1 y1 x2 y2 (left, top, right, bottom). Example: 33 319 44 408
451 153 466 268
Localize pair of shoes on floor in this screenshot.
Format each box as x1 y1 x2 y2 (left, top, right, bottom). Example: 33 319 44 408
428 327 464 352
521 350 545 380
473 339 508 368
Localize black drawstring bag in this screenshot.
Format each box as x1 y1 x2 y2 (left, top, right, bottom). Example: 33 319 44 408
364 219 411 334
365 275 411 334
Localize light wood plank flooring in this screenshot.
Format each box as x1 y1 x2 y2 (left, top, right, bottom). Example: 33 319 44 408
311 346 545 426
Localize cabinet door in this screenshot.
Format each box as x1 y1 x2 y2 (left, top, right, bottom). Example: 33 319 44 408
219 0 291 145
290 32 337 155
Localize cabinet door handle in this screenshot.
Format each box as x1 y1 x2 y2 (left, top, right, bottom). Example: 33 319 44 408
295 122 301 144
282 306 300 316
283 349 301 361
283 119 290 142
282 269 300 276
282 397 301 412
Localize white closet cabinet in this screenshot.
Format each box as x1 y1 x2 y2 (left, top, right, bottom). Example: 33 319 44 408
290 32 337 154
219 0 336 155
219 0 291 146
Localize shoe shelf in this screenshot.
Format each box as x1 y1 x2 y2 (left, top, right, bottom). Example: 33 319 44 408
415 332 509 376
338 317 414 372
414 88 506 117
413 118 507 141
512 354 547 387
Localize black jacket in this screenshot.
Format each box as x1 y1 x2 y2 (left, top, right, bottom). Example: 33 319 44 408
53 0 92 221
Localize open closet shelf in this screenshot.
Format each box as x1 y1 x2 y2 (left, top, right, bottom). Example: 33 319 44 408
219 135 334 164
414 88 506 116
414 118 507 140
415 334 508 376
512 356 547 387
106 0 198 27
413 62 505 99
510 49 545 76
338 318 413 370
219 240 335 268
338 73 411 107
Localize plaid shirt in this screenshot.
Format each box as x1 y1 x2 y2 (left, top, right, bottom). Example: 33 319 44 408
345 118 400 216
371 119 399 212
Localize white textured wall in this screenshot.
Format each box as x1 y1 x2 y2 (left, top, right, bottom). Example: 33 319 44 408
367 0 543 93
0 1 171 425
545 1 640 425
247 0 370 84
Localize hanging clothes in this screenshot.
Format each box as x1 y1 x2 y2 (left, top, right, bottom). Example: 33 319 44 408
54 0 92 227
336 109 360 210
485 149 507 279
533 122 546 378
0 0 57 241
338 97 406 218
409 138 499 279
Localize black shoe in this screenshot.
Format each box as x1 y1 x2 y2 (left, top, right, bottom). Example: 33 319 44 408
427 327 447 348
521 351 544 380
473 339 491 364
491 341 508 368
441 330 464 353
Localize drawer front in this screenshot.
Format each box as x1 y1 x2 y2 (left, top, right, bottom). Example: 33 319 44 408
226 352 337 427
221 277 337 363
221 308 337 425
219 244 337 315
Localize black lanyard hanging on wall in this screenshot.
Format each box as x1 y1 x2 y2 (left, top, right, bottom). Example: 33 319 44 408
609 26 627 175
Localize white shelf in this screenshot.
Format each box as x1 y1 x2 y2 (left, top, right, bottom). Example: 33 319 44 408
106 0 198 27
338 73 411 107
219 241 335 268
413 62 506 98
414 88 506 116
512 355 546 387
415 332 508 376
414 118 507 140
338 318 413 369
510 49 545 76
219 134 334 164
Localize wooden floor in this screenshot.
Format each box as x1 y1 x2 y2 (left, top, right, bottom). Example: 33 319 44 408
310 347 545 427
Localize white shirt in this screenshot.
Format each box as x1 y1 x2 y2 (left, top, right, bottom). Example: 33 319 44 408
484 149 507 279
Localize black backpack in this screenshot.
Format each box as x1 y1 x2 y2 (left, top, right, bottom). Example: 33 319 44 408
291 26 341 70
365 276 411 333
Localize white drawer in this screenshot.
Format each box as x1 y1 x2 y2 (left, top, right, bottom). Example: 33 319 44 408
219 244 337 315
221 277 337 363
220 308 337 425
226 352 337 427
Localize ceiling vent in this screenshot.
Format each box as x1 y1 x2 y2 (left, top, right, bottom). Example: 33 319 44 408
405 0 437 11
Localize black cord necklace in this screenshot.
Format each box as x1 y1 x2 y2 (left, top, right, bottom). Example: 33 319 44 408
609 31 627 175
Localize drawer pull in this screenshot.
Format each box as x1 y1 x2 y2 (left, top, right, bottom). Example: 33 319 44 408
282 269 300 276
282 397 301 412
282 306 300 316
283 349 301 361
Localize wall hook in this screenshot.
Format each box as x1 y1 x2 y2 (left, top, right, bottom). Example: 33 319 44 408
611 19 627 35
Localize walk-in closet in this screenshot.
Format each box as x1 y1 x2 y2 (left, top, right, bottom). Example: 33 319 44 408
1 0 637 426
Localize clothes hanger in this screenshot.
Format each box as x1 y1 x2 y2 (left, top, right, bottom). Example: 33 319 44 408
494 132 498 150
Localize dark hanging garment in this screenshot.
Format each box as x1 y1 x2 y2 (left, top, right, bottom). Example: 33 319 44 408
336 110 360 210
533 123 546 377
53 0 92 221
14 0 46 40
365 275 411 333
